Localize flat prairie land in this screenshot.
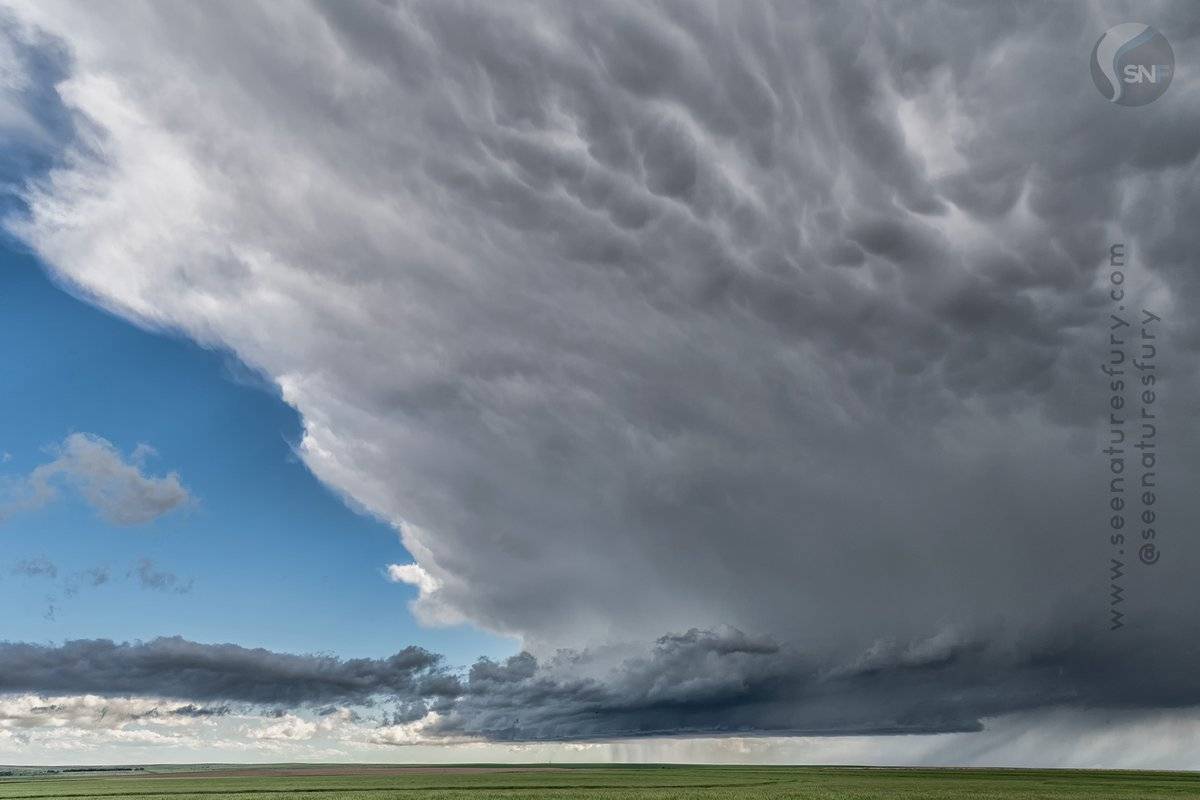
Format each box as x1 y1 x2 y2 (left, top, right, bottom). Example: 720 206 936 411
2 764 1200 799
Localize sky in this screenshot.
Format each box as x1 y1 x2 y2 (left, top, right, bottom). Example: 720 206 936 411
0 243 514 666
1 0 1200 767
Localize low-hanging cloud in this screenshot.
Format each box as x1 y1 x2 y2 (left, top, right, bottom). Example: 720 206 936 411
0 694 229 731
3 627 1200 743
2 0 1200 747
0 637 443 708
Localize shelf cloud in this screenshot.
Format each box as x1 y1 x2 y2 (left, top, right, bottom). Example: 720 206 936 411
3 625 1199 743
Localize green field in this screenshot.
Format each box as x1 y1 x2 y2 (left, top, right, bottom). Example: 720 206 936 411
2 764 1200 799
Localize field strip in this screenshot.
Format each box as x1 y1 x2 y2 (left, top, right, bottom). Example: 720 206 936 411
0 777 796 798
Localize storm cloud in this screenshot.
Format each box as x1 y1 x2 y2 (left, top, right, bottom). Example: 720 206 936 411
2 0 1199 746
429 626 1200 740
0 637 442 708
3 626 1200 742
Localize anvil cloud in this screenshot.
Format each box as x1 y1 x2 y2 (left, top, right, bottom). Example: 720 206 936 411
2 0 1200 752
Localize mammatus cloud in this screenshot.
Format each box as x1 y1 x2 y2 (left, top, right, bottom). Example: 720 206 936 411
1 433 189 525
1 0 1200 753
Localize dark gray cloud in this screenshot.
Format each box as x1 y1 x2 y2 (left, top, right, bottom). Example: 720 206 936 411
2 0 1199 746
429 626 1200 740
0 637 442 707
3 627 1200 742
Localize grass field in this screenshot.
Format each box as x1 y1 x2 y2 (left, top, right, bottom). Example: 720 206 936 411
2 764 1200 799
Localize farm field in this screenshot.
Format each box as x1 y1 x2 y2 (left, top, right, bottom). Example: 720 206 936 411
2 764 1200 800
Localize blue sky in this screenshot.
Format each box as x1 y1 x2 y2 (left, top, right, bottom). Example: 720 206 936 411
0 241 511 667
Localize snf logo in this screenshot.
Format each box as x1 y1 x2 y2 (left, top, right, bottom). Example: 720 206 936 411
1090 23 1174 106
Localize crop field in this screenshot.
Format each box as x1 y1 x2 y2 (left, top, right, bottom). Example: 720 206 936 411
2 764 1200 800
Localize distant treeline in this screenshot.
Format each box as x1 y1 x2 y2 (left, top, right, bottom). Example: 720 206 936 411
0 766 146 776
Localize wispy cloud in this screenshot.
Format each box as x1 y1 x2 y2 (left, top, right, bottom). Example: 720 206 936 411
129 558 192 594
62 565 112 597
9 560 189 620
2 433 189 525
11 556 57 579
